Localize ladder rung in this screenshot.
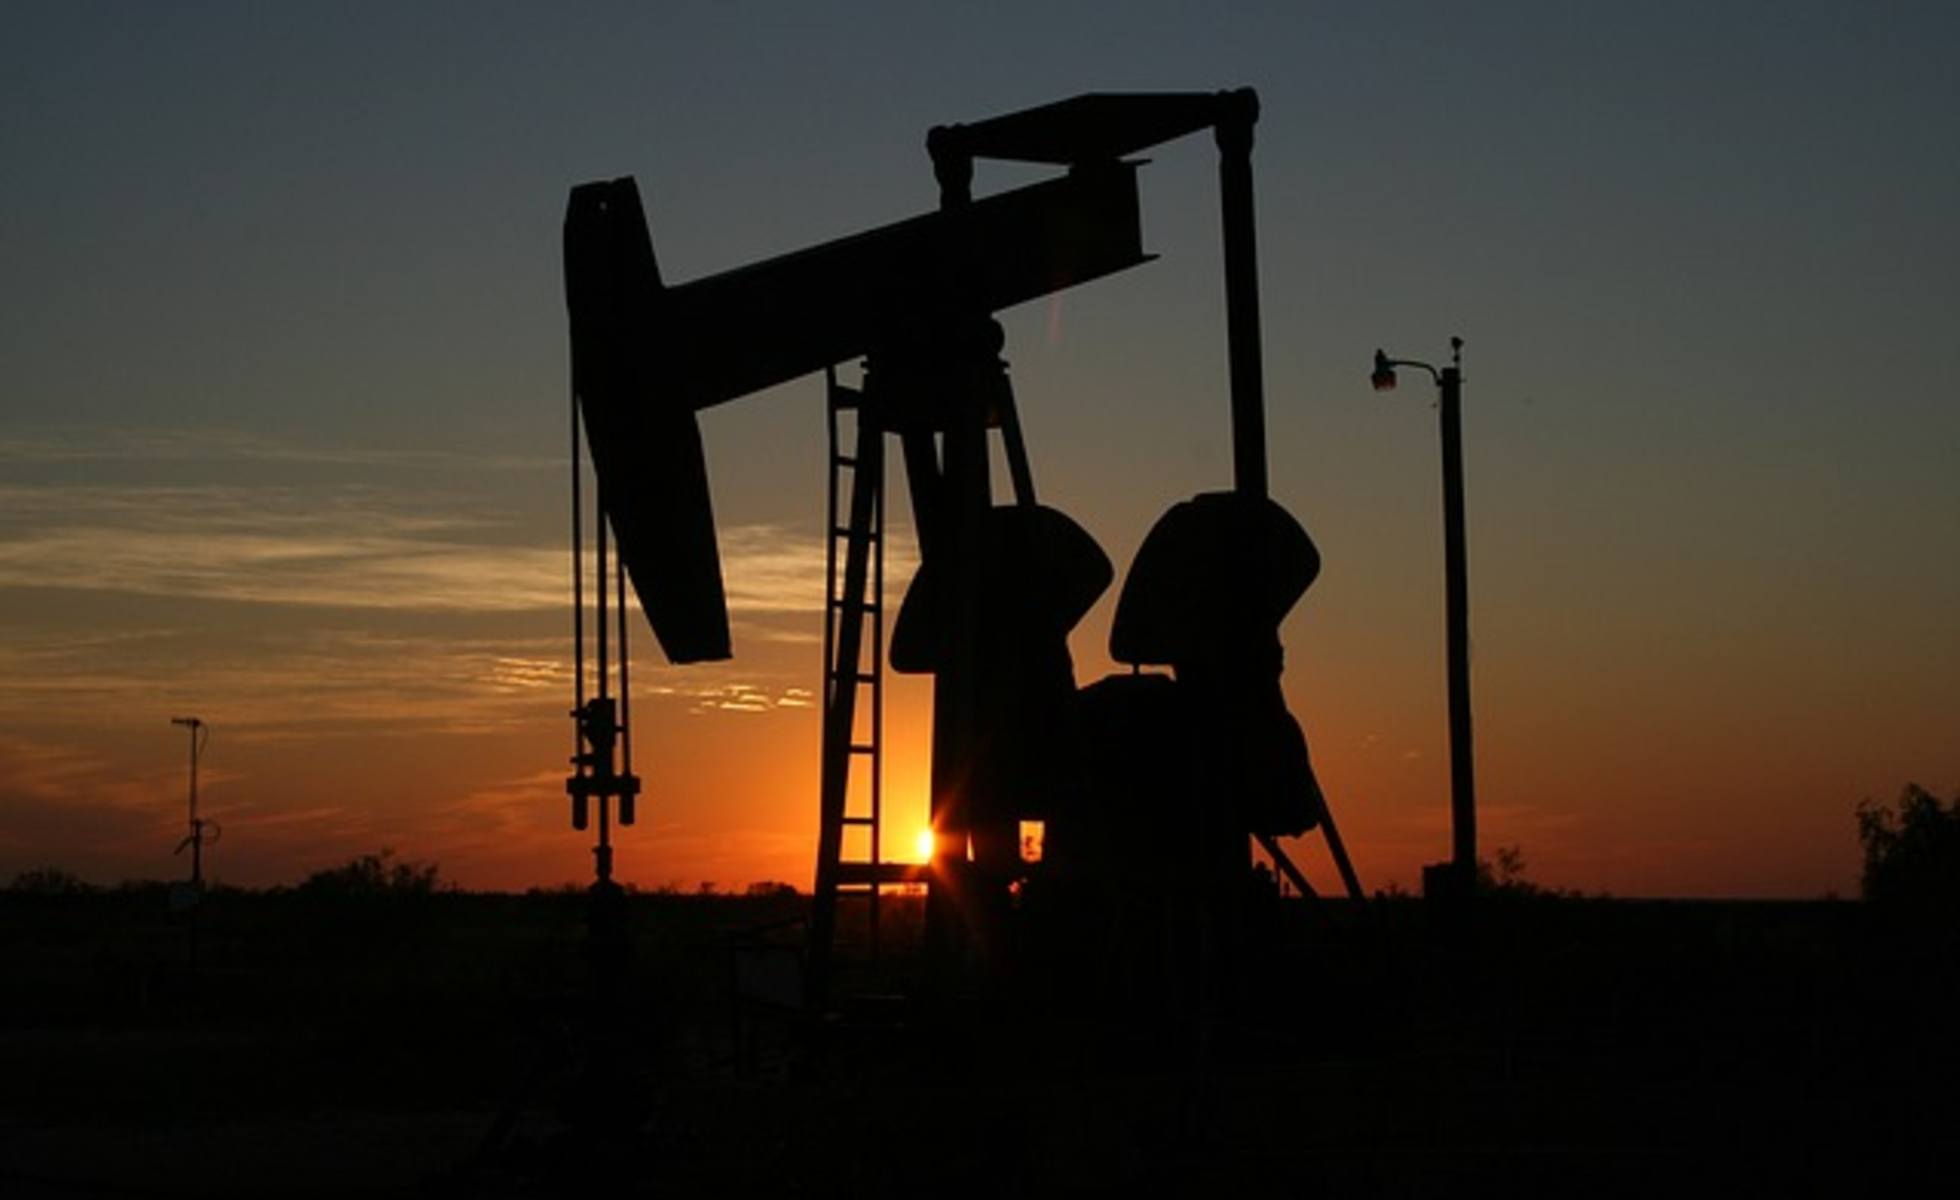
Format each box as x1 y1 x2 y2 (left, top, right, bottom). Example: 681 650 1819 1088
831 526 880 541
826 598 881 614
835 862 930 886
821 673 881 691
848 743 876 755
834 454 857 468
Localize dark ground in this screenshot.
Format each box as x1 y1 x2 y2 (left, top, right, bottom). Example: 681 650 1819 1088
3 884 1955 1197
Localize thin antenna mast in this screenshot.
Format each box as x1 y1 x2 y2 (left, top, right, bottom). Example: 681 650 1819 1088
169 716 214 887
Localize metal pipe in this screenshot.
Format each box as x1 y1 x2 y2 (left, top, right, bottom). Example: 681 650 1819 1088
595 494 608 707
1215 88 1267 499
571 393 585 751
617 530 633 826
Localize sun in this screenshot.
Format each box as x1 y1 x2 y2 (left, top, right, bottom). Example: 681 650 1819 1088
914 828 936 863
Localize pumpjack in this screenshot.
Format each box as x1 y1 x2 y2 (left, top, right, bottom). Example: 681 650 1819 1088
562 89 1364 1017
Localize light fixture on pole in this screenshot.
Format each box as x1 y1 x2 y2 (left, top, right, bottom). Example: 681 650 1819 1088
1372 337 1477 899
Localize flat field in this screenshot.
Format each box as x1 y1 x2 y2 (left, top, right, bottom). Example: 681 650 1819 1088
2 887 1954 1196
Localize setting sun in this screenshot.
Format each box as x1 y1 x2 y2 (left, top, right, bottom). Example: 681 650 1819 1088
914 829 935 863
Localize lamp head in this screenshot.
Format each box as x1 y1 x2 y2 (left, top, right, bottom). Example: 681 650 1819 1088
1370 349 1398 392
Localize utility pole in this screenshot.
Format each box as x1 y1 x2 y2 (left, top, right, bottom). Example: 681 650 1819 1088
1373 338 1478 897
1436 343 1475 884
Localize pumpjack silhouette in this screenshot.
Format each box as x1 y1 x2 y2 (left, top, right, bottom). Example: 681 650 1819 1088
561 89 1364 1017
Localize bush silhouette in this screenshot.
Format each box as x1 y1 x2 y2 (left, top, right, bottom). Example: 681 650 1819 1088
297 849 444 898
6 866 94 895
1475 844 1580 898
1857 783 1960 916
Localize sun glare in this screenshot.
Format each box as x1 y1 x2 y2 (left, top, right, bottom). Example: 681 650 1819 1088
1020 820 1044 863
914 829 935 863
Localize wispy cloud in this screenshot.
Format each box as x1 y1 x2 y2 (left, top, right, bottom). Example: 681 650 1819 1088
0 480 899 617
420 768 569 857
0 625 568 735
670 680 816 714
0 734 184 872
716 524 916 614
0 427 560 472
0 618 828 740
0 727 442 885
0 734 165 812
0 480 555 609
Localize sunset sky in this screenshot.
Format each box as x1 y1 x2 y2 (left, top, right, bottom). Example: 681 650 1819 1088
4 1 1955 897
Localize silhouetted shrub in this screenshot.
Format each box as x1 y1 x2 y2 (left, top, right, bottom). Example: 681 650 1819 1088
1858 783 1960 915
297 849 445 898
1477 844 1568 898
7 866 94 895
